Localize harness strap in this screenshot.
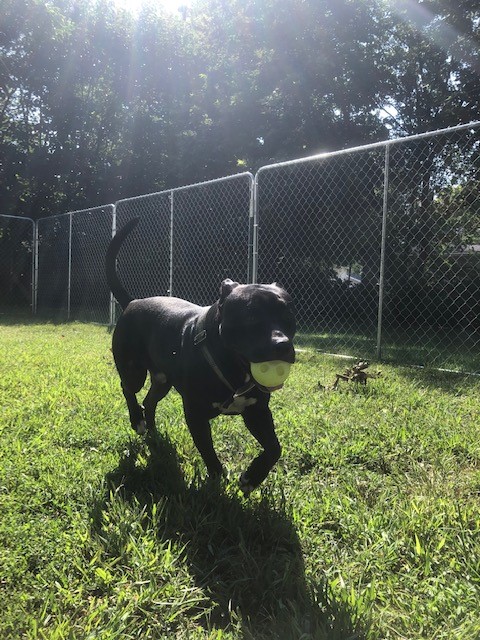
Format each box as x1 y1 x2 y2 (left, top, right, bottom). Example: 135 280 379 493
193 313 256 409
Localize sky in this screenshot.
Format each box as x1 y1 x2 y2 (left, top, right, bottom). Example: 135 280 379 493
112 0 190 15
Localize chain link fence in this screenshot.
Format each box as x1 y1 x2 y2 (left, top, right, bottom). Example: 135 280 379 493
256 123 480 372
1 124 479 372
0 215 35 316
383 128 480 370
36 206 114 323
255 147 386 358
70 206 116 323
114 173 253 320
115 191 172 304
36 213 70 319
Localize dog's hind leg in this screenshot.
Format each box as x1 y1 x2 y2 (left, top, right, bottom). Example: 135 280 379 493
116 362 148 434
143 373 172 433
112 323 149 434
121 386 146 433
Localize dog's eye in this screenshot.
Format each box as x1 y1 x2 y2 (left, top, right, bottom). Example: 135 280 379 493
281 312 296 336
222 318 262 334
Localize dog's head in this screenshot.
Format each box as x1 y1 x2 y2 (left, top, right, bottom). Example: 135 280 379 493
217 279 296 365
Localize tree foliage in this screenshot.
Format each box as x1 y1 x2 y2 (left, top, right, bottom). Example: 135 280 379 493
0 0 478 219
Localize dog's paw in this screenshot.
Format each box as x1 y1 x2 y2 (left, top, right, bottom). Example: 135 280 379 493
239 472 255 496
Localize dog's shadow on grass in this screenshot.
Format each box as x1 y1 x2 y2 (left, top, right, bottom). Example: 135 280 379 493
96 432 368 640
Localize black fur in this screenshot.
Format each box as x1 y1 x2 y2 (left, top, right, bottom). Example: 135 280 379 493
106 217 296 494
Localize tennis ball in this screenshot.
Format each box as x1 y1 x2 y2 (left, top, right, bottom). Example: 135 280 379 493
250 360 292 390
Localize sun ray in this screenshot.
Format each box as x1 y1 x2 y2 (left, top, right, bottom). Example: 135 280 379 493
383 0 480 75
112 0 189 16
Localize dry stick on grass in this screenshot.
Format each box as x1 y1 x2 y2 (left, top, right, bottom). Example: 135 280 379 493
319 361 382 390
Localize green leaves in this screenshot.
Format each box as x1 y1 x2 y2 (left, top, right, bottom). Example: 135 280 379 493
2 0 478 220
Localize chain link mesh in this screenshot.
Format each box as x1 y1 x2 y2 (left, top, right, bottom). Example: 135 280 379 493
383 128 480 370
256 124 480 371
71 206 115 323
171 175 253 304
37 214 71 319
114 174 253 317
37 206 114 322
0 215 35 315
256 150 386 358
2 125 479 372
115 191 172 304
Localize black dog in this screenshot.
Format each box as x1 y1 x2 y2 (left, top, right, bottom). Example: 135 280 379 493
106 218 296 494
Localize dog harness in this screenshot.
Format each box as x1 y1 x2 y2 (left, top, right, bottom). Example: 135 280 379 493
193 313 257 411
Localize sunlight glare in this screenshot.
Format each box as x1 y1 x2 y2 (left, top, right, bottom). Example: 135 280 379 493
112 0 190 15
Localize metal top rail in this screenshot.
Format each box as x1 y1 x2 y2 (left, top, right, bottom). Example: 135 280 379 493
35 204 114 222
0 214 35 223
114 172 255 207
256 120 480 175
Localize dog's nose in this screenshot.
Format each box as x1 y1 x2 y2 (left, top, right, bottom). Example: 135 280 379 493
272 330 289 345
272 331 295 362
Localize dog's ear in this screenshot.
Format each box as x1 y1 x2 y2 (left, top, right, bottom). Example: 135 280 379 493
219 279 239 305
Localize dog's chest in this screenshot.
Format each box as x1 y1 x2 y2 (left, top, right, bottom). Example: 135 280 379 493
212 395 258 415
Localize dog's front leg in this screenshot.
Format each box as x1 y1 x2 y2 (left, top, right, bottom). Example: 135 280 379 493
184 408 225 478
240 404 281 495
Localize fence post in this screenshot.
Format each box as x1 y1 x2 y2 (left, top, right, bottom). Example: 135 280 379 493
376 143 390 360
30 219 36 314
67 212 73 320
109 206 117 326
169 190 174 296
33 221 39 315
250 173 259 284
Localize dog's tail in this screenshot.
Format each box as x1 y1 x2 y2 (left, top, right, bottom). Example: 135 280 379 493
105 217 140 310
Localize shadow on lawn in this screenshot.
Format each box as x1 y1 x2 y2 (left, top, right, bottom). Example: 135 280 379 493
95 432 369 640
393 364 480 394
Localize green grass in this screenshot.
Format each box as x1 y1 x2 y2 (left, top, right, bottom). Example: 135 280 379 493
1 321 479 639
296 325 480 374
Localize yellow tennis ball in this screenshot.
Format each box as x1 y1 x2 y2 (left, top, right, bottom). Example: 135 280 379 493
250 360 292 390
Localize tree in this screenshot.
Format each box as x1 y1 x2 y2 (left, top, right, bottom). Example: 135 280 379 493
189 0 391 173
0 0 199 218
377 0 480 135
0 0 478 220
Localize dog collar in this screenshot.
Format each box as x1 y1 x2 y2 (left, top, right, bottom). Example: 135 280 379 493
193 313 256 408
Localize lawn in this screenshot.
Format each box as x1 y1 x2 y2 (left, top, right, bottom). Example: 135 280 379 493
1 320 479 639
